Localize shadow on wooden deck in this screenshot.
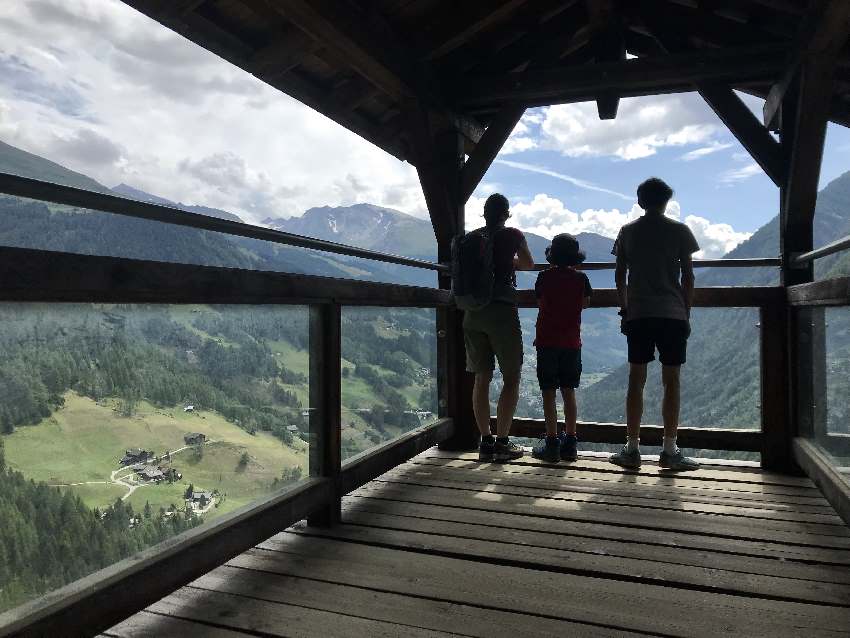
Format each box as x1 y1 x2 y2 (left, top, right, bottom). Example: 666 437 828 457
103 449 850 638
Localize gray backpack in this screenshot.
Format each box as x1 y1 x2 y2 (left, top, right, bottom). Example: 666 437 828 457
450 228 495 311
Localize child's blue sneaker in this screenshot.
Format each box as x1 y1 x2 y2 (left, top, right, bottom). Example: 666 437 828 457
559 432 578 461
532 436 561 463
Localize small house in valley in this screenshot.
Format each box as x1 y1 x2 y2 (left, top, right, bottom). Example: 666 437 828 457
137 466 165 483
120 448 154 466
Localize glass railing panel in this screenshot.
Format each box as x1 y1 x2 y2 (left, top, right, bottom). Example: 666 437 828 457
502 307 760 461
812 306 850 486
0 302 311 613
340 307 438 461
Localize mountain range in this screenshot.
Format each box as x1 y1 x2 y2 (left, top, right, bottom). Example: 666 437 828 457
1 138 848 437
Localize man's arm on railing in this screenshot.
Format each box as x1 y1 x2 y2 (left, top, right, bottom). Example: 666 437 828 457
614 257 628 312
682 255 695 312
514 236 535 270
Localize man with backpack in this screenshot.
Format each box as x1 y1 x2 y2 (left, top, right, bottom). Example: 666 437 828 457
452 193 534 463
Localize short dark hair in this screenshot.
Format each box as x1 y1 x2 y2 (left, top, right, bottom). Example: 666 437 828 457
483 193 510 225
637 178 673 210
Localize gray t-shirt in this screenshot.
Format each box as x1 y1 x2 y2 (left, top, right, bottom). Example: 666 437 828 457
612 215 699 321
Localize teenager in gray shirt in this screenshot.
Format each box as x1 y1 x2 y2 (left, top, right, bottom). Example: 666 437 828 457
610 178 700 471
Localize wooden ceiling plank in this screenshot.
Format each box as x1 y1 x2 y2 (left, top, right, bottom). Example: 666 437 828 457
457 44 787 106
763 0 850 129
697 83 785 187
249 28 318 77
458 0 584 75
268 0 414 101
424 0 532 60
459 105 526 203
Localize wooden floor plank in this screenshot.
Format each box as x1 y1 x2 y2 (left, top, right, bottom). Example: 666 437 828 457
353 482 850 548
292 521 850 606
382 465 842 523
340 501 850 583
408 457 831 507
190 566 643 638
147 587 457 637
104 611 249 637
245 534 850 638
419 450 816 488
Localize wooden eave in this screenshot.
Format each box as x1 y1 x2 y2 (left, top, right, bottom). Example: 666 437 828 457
123 0 850 163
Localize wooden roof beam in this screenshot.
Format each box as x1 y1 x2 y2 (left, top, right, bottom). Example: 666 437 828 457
249 27 319 78
763 0 850 130
457 44 787 107
424 0 532 61
586 0 626 119
267 0 417 101
633 16 785 186
266 0 484 148
460 106 526 203
697 83 785 187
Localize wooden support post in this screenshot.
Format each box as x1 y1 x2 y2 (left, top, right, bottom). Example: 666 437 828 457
409 104 478 450
778 52 836 473
760 301 792 471
308 303 341 525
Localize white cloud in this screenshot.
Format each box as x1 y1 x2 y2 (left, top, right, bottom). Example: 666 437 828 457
679 142 733 161
534 94 722 160
0 0 425 222
468 193 751 258
494 159 632 200
719 162 763 185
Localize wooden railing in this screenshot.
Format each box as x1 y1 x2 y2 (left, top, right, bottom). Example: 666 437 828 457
0 172 793 636
787 275 850 526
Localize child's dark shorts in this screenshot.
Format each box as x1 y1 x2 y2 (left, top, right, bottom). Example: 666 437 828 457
536 347 582 390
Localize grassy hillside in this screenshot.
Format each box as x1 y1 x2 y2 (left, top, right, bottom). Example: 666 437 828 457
3 393 307 519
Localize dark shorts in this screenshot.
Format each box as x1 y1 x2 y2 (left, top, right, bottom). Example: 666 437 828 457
625 318 689 366
536 347 581 390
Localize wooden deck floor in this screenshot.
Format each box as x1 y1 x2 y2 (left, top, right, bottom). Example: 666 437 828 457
104 449 850 638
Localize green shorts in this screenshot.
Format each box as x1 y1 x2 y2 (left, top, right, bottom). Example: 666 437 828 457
463 302 523 377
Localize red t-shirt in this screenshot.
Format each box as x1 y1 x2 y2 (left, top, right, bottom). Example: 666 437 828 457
534 266 592 349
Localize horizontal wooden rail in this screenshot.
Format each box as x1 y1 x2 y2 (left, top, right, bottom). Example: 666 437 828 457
792 234 850 265
787 276 850 307
503 418 762 452
0 173 446 272
339 418 454 494
0 477 333 638
793 438 850 526
532 257 781 271
518 286 783 308
0 246 451 307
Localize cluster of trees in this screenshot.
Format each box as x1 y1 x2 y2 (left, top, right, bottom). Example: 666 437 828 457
0 440 199 613
0 305 308 446
270 465 304 490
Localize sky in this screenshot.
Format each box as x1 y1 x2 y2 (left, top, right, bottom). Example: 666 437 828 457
1 0 849 259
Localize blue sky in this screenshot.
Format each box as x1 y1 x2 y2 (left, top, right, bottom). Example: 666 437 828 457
1 1 848 258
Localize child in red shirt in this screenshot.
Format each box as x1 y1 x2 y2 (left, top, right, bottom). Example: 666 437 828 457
532 234 592 463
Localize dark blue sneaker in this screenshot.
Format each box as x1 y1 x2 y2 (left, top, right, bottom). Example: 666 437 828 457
532 436 560 463
559 432 578 461
478 437 495 462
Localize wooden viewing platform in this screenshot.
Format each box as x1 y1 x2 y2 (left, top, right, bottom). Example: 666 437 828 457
103 449 850 638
